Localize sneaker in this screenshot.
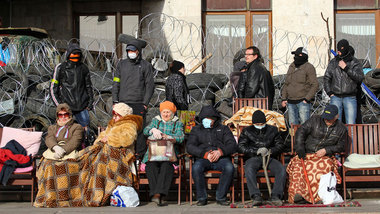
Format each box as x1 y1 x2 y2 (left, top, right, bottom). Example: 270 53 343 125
216 200 230 206
196 200 207 206
252 195 263 206
269 196 283 206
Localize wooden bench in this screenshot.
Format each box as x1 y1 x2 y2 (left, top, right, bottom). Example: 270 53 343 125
343 123 380 201
0 127 39 204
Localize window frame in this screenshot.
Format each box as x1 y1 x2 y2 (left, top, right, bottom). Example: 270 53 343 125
202 11 273 73
335 9 380 68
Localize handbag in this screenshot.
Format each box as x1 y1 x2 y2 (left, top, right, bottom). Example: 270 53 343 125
318 172 343 204
146 121 178 162
42 141 79 160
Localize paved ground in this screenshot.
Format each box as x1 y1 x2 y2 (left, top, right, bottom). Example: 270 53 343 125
0 199 379 214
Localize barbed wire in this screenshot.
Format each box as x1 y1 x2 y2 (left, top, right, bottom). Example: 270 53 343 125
0 13 379 133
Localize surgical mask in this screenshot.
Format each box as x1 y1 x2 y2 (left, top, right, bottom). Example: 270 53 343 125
128 52 137 59
202 118 212 129
254 124 266 130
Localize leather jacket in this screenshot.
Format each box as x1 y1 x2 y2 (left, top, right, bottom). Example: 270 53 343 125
323 57 364 97
238 125 285 159
237 59 275 109
295 115 347 156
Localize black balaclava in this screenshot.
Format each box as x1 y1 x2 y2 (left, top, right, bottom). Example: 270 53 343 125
337 39 352 62
294 54 308 67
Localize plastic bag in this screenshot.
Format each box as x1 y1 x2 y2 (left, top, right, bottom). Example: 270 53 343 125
318 172 343 204
110 186 139 207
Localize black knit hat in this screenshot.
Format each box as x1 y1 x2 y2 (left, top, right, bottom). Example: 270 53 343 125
170 60 184 73
252 110 266 124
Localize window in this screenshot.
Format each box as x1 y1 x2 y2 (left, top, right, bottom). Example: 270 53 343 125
336 12 377 68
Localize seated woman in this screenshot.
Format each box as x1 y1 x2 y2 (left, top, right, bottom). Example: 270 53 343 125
44 103 84 160
34 103 142 207
142 101 184 206
287 104 347 204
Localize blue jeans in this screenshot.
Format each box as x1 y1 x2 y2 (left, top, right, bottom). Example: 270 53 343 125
74 109 90 127
330 96 357 124
287 102 310 125
244 156 286 198
192 157 234 201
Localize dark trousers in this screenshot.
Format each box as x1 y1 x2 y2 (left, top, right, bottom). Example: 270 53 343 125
244 156 286 198
127 103 147 155
146 161 174 197
192 157 234 201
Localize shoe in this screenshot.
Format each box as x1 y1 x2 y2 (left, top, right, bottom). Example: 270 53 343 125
293 194 308 204
196 200 207 206
216 200 230 206
269 196 283 206
252 195 263 206
151 194 160 205
158 197 168 206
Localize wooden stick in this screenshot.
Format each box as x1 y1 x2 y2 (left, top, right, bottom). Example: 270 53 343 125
188 53 212 74
301 158 315 204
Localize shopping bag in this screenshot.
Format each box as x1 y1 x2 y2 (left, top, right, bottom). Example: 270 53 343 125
318 172 343 204
177 110 196 134
147 138 177 162
110 186 139 207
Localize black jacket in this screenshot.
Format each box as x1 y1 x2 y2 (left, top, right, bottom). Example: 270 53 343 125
50 43 94 112
237 59 275 109
238 125 285 159
165 71 189 110
323 57 364 97
295 115 347 156
186 105 237 159
112 43 154 106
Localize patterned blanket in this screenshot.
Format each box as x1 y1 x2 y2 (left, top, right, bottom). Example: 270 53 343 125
286 154 341 204
33 141 136 207
223 106 287 135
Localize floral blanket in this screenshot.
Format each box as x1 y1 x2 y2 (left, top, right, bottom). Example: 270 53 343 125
223 106 287 135
34 141 136 207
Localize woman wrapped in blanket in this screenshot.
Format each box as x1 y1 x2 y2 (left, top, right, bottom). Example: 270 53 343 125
142 101 184 206
34 103 142 207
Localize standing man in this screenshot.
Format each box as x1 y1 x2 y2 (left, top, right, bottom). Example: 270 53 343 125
237 46 275 110
281 47 319 125
238 110 286 206
187 105 237 206
323 39 364 124
112 37 155 155
50 42 94 145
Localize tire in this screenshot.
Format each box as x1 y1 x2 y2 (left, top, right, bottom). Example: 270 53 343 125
149 88 166 108
216 101 233 118
146 107 160 125
0 68 29 100
90 71 113 93
11 114 52 132
189 88 215 101
186 73 224 91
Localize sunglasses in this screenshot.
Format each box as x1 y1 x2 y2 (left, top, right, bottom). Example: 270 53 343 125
57 113 70 118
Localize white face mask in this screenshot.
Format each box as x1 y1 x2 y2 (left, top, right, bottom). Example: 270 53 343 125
254 124 266 130
128 52 137 59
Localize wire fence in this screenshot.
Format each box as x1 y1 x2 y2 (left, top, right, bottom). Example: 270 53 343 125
0 13 379 134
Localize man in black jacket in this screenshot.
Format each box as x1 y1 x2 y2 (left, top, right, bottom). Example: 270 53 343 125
238 110 286 206
187 105 237 206
112 38 155 154
323 39 364 124
237 46 275 110
51 43 93 138
296 104 347 160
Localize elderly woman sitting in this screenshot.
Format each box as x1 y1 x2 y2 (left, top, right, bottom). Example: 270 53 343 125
34 103 142 207
142 101 184 206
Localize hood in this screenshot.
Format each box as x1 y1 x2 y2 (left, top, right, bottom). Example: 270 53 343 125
198 105 221 122
65 43 82 60
56 103 73 116
126 38 147 53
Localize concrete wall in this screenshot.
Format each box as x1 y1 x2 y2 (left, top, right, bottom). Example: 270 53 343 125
141 0 203 73
272 0 335 76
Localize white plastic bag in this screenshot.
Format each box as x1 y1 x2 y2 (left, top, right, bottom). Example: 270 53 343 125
110 186 139 207
318 172 343 204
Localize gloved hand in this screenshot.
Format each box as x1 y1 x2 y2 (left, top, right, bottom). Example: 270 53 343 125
150 128 162 139
257 147 269 156
53 145 66 159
